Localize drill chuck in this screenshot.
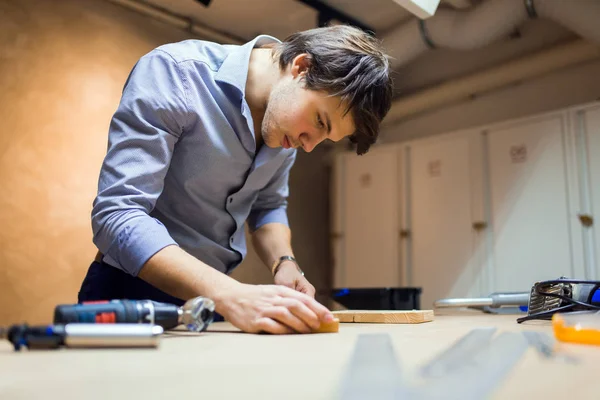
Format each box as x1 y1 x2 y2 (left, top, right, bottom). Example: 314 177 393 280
178 296 215 331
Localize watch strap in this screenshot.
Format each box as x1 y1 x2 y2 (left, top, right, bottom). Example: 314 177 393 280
271 255 304 276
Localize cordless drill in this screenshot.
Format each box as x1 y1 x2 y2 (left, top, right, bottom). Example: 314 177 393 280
53 296 215 332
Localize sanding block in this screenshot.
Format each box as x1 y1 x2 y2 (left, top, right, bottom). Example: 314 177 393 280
312 318 340 333
333 310 434 324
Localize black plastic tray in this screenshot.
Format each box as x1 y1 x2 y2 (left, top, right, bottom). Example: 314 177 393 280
331 287 422 310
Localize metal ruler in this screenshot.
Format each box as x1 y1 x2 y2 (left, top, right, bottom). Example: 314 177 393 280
419 331 529 399
523 330 579 364
337 328 542 400
338 333 412 399
420 327 497 378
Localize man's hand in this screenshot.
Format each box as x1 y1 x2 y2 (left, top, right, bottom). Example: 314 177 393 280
273 262 316 297
136 245 332 335
215 282 334 334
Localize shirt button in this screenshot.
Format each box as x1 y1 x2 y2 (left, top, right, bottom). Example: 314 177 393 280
230 237 234 243
229 197 233 203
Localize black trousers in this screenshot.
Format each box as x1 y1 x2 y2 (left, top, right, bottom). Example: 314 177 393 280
78 260 224 322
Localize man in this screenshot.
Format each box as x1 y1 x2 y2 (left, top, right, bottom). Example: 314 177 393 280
78 25 393 334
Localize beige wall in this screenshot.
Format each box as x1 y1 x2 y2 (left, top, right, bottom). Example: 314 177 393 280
0 0 332 325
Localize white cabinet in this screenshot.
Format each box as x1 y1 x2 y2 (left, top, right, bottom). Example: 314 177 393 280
484 115 584 293
331 101 600 306
405 131 485 307
331 146 402 288
573 104 600 279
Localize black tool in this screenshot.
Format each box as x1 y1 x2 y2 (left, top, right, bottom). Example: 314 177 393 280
434 276 600 323
53 296 215 332
517 277 600 323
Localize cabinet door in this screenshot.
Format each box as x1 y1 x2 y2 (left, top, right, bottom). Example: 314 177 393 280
330 154 345 289
339 147 400 288
408 133 480 308
485 115 582 292
578 105 600 279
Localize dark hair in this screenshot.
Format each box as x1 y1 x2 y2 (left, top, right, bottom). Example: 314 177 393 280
272 25 393 155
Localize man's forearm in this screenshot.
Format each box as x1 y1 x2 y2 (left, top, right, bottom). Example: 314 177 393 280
250 222 295 274
137 244 239 305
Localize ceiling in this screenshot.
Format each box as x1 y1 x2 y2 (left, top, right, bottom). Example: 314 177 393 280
142 0 420 41
132 0 574 98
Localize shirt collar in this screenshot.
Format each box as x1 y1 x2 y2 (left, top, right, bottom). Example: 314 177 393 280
215 34 281 95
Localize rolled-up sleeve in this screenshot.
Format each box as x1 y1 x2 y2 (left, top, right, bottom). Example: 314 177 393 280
92 50 190 276
247 150 297 232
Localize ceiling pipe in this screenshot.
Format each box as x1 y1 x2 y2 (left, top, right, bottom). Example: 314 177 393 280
382 38 600 127
383 0 600 68
106 0 244 44
383 0 600 124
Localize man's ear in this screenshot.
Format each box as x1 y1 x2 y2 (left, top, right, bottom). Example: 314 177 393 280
290 53 312 79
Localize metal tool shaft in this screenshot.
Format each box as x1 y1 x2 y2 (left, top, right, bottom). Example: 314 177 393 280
434 292 529 308
64 324 163 348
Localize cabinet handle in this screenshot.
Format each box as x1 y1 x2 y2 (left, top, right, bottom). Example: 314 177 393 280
578 214 594 227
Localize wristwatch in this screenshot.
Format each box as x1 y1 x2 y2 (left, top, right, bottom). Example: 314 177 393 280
271 255 304 277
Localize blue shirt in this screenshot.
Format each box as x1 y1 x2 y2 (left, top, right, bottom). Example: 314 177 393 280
92 35 297 277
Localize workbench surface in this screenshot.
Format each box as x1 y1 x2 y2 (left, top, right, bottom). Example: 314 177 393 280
1 310 598 399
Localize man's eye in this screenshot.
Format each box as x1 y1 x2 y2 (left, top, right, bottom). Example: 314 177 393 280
317 114 325 128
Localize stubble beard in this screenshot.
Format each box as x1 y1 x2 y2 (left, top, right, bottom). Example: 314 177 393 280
261 88 286 148
261 80 297 148
261 108 279 148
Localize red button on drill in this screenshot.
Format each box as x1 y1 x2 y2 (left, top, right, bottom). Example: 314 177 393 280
95 312 116 323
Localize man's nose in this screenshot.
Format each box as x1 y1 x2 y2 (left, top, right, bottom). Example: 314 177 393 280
301 131 326 153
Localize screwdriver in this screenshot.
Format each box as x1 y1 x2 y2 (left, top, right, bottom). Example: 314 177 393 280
0 323 163 351
53 296 215 332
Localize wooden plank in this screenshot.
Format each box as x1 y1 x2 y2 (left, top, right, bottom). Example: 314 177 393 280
332 310 434 324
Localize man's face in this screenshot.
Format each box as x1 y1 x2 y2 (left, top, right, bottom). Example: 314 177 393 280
261 55 355 153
